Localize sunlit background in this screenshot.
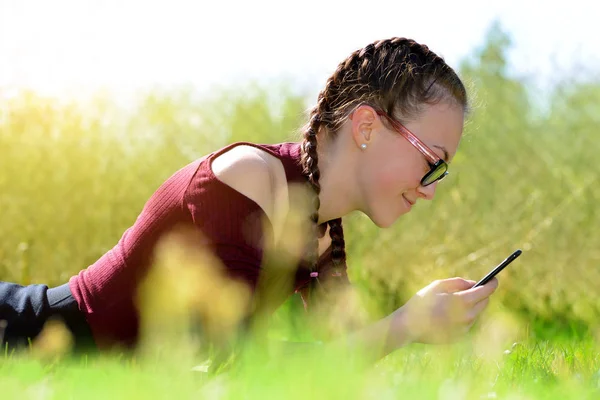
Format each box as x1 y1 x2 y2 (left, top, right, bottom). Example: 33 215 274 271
1 0 599 97
2 0 600 398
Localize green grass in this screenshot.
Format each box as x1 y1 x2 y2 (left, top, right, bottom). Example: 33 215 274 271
1 337 600 398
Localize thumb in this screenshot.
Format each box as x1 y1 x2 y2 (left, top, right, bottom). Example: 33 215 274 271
433 277 476 293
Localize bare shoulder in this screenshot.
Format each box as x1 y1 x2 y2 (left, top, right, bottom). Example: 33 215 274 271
210 145 286 221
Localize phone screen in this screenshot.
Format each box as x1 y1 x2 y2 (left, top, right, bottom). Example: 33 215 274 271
473 249 522 288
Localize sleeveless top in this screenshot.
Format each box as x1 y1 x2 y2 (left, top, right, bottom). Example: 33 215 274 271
68 142 349 348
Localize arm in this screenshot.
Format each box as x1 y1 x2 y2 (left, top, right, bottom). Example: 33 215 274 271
284 276 500 366
281 280 411 363
328 306 411 363
185 145 294 326
328 277 500 364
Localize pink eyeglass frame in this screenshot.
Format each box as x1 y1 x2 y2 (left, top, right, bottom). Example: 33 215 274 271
351 105 449 186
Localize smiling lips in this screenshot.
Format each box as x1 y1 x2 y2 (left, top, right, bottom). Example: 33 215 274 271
402 194 415 208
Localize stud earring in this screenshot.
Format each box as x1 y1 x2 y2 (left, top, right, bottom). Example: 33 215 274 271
360 143 367 150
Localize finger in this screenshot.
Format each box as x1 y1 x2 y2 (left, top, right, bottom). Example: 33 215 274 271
464 297 490 324
458 285 496 305
457 278 498 304
449 279 477 293
432 277 475 293
456 301 489 332
462 321 476 335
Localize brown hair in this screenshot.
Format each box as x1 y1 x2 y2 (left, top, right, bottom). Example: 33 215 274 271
300 37 468 292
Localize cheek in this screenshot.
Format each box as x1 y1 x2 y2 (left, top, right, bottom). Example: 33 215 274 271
376 169 402 195
358 160 399 212
359 154 422 227
367 167 409 227
375 157 418 195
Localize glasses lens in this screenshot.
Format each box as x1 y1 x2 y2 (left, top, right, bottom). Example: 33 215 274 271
421 163 448 186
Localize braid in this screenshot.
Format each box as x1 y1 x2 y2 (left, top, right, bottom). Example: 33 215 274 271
328 218 345 275
300 68 350 295
300 112 322 277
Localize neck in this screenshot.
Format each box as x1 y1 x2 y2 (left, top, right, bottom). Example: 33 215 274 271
314 136 361 224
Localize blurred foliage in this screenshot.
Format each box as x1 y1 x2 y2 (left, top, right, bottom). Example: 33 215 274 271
2 336 600 399
1 22 600 339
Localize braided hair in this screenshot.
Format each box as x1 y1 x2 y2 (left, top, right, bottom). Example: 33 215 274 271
300 37 468 298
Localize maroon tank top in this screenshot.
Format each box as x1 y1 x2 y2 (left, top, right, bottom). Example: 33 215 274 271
68 142 349 348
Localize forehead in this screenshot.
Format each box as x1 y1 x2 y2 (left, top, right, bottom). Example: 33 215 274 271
405 102 465 162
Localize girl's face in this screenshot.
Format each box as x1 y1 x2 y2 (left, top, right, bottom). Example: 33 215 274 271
354 101 465 228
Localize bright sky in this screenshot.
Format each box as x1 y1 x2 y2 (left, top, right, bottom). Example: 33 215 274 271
0 0 598 99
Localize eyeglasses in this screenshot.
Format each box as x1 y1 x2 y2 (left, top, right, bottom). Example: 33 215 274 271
375 110 449 187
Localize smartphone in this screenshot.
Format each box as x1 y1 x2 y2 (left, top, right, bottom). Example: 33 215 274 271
473 249 522 288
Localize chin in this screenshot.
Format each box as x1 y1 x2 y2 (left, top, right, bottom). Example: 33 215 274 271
366 210 403 229
374 220 395 229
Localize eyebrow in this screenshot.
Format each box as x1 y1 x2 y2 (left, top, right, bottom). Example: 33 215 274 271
434 145 449 162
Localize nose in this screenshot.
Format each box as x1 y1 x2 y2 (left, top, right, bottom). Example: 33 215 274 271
417 181 438 200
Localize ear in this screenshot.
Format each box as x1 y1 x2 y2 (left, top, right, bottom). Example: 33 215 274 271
349 105 379 149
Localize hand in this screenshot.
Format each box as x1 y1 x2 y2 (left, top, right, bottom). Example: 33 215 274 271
391 277 498 345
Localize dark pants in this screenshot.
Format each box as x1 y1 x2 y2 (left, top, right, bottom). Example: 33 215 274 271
0 282 96 352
